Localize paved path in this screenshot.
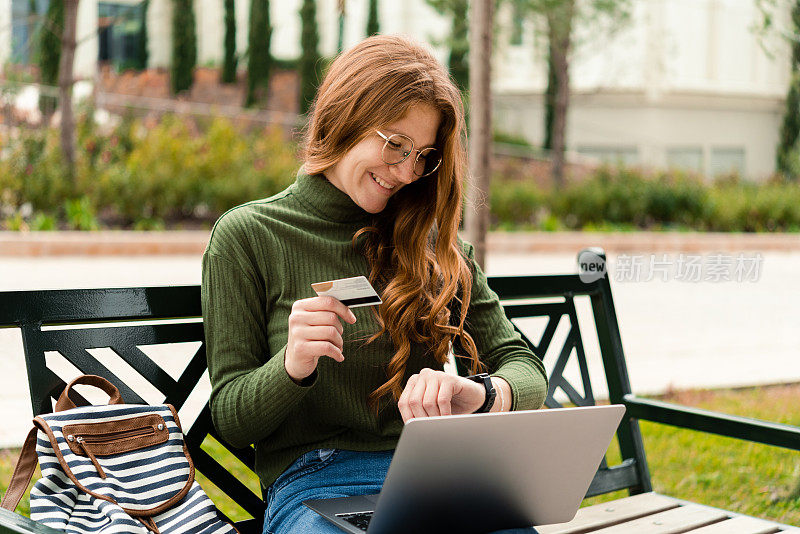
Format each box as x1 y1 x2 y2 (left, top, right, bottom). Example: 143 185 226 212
1 251 798 446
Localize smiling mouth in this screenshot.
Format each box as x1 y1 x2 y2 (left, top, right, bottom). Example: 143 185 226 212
370 172 396 190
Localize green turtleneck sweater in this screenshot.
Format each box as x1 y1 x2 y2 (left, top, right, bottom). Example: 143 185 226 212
201 170 548 489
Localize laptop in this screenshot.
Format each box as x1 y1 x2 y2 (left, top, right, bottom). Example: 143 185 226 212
303 404 625 534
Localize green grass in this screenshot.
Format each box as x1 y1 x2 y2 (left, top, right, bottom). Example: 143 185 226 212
2 384 799 525
582 383 800 526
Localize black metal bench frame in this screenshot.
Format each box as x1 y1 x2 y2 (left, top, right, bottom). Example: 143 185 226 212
1 249 798 533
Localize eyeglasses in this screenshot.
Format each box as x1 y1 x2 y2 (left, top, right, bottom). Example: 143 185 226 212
376 130 442 177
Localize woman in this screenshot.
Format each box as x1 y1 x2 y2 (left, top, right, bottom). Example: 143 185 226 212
201 35 548 534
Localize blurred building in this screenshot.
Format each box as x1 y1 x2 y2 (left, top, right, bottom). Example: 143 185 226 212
0 0 791 179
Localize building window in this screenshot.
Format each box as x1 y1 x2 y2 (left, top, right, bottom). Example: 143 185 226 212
576 146 639 166
10 0 50 64
98 2 147 70
666 147 704 173
710 147 745 177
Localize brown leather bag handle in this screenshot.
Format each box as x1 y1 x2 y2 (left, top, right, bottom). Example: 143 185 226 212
0 427 38 511
55 375 125 412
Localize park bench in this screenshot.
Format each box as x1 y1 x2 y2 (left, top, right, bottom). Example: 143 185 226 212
0 248 798 534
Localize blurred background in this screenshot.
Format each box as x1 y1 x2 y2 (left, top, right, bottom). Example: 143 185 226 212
1 0 800 232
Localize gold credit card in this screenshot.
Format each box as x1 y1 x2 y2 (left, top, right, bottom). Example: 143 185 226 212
311 276 382 308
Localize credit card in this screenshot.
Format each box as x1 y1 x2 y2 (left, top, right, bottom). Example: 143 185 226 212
311 275 382 308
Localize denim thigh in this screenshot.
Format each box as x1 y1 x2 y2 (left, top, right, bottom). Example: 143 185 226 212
262 448 539 534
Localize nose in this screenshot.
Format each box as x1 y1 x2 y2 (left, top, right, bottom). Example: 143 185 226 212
389 155 417 185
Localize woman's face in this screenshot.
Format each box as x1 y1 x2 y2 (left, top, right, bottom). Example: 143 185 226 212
324 103 441 214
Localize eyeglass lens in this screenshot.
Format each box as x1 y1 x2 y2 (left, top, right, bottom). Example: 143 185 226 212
381 134 441 177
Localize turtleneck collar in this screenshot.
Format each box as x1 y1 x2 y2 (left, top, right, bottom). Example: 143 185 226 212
292 168 373 224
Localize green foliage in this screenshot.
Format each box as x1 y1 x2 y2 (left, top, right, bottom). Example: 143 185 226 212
38 0 63 116
299 0 321 115
171 0 197 94
706 179 800 232
64 197 99 230
133 217 166 231
548 166 708 229
0 114 299 230
30 212 56 231
222 0 237 83
246 0 272 107
366 0 380 36
493 130 533 148
488 165 800 232
3 212 27 231
490 179 545 227
426 0 469 91
135 0 149 70
0 127 71 213
776 2 800 178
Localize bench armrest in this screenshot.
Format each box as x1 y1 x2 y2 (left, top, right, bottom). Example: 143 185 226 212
0 509 62 534
623 394 800 452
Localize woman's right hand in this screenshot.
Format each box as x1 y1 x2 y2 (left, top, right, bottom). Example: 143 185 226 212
284 296 358 383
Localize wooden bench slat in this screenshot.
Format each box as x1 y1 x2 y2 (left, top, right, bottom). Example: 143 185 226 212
537 493 680 534
589 504 728 533
687 516 783 534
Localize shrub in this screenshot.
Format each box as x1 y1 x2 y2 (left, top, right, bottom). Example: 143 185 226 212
549 166 709 230
0 114 299 230
490 178 545 227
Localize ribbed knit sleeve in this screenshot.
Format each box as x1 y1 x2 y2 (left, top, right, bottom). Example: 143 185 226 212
457 239 549 411
202 209 316 448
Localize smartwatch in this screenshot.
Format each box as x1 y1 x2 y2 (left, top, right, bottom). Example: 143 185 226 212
464 373 496 413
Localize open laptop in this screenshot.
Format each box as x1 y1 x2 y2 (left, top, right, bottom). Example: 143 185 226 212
304 404 625 534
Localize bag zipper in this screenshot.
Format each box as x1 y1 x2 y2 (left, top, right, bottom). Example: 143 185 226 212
67 425 162 479
75 437 107 479
78 426 156 444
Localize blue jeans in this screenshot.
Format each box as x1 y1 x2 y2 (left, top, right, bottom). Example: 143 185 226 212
264 448 540 534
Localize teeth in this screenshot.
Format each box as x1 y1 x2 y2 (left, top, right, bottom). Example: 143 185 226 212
371 173 395 190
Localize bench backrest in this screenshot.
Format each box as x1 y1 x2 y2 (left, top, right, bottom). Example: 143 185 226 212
0 269 652 531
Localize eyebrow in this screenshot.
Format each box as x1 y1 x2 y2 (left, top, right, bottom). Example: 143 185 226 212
383 128 437 149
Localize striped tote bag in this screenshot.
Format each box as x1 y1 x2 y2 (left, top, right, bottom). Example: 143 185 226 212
1 375 238 534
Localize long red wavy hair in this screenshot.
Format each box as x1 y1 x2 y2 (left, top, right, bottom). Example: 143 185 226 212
303 35 484 411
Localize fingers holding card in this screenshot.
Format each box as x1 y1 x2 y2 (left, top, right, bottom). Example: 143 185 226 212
311 276 382 308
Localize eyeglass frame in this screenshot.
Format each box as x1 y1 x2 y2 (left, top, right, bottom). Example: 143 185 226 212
375 130 442 177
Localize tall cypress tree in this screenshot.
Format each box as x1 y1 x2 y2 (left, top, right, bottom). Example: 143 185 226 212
171 0 197 94
246 0 271 107
366 0 379 36
136 0 150 70
448 0 468 92
299 0 320 115
222 0 237 83
38 0 64 117
426 0 468 92
777 0 800 178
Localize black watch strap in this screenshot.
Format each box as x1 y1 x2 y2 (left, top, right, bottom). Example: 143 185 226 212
464 373 496 413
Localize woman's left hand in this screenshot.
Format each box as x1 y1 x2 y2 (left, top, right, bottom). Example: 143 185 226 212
397 368 487 423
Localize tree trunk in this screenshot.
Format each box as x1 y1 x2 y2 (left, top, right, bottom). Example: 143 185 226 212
543 43 556 151
59 0 79 184
547 0 574 190
466 0 493 270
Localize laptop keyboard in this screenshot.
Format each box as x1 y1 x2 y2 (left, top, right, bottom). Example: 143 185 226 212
335 510 374 531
